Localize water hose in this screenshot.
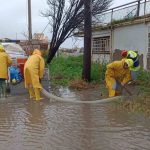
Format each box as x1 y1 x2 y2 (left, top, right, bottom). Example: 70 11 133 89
41 88 123 104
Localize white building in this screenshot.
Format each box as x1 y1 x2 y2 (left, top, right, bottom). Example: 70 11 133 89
92 16 150 70
75 0 150 70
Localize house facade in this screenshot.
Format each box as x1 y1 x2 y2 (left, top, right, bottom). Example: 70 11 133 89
75 0 150 70
92 17 150 70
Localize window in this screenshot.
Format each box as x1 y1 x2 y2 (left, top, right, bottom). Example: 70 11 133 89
92 37 110 54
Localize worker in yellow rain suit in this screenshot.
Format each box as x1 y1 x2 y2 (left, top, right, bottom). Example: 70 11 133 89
105 59 133 97
0 44 12 98
24 49 45 101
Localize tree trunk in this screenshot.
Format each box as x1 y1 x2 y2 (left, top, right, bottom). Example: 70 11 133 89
47 46 59 64
82 0 92 82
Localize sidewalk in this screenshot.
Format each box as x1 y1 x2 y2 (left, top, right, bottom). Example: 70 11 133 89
9 78 49 96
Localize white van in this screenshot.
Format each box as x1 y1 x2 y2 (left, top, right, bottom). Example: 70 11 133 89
1 43 28 77
2 43 27 59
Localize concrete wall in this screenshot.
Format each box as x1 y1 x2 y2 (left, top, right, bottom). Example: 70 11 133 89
91 23 150 70
92 54 110 63
113 24 148 69
92 30 111 38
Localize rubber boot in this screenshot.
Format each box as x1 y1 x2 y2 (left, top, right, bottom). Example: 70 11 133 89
0 81 2 98
28 87 35 99
109 89 116 97
0 80 6 98
2 81 6 98
34 88 43 101
0 87 2 98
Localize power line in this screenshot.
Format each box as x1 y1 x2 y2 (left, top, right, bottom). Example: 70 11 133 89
41 22 49 34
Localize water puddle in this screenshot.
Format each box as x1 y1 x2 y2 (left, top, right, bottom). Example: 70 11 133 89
49 85 105 101
0 86 150 150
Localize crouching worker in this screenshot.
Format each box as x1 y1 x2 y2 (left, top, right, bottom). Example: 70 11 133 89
0 44 12 98
24 49 45 101
105 59 133 97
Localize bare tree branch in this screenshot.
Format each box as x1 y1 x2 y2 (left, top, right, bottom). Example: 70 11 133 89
42 0 112 63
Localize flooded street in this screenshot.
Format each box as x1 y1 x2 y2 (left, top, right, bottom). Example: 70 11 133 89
1 0 150 149
0 92 150 150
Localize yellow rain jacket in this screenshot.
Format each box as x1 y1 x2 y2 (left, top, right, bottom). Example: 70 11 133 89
24 50 45 89
105 59 131 97
0 47 12 79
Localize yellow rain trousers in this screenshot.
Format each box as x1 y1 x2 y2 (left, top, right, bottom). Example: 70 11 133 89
105 59 131 97
28 87 43 101
24 50 45 100
28 87 35 99
34 88 43 101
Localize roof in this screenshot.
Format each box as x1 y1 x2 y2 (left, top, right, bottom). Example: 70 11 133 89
74 14 150 37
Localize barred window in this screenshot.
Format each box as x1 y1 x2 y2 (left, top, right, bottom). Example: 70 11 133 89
92 37 110 54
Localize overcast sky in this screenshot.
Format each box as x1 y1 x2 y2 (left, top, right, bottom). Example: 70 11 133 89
0 0 135 48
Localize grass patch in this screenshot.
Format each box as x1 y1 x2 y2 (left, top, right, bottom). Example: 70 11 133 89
136 69 150 94
137 69 150 86
49 56 83 86
120 96 150 117
48 55 106 87
48 55 149 96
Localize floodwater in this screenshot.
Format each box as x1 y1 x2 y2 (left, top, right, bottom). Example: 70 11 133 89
0 87 150 150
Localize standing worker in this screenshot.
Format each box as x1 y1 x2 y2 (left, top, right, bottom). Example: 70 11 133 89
105 59 133 97
24 49 45 101
0 44 12 98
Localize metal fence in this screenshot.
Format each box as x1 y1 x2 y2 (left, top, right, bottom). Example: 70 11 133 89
94 0 150 25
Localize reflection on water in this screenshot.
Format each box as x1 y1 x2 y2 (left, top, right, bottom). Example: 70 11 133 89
0 94 150 150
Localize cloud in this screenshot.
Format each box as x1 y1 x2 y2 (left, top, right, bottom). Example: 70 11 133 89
0 0 134 47
0 0 48 39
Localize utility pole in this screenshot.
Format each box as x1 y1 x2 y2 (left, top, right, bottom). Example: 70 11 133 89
82 0 92 82
28 0 32 41
136 0 140 17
